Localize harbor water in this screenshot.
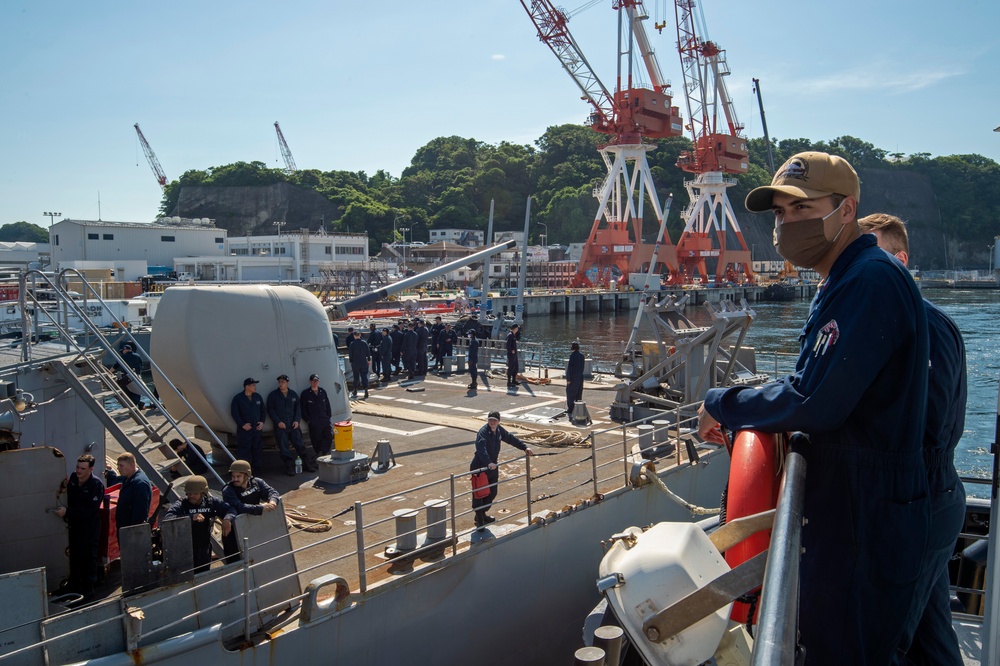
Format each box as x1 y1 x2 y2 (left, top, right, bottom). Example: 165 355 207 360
520 288 1000 497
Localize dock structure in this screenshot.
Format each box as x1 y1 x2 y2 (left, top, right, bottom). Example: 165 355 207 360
484 283 817 317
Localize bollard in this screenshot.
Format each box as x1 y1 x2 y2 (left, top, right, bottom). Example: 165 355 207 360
424 499 448 541
392 508 419 551
574 646 606 665
373 439 395 472
571 400 593 426
593 626 624 666
443 356 454 374
456 353 466 373
637 424 655 453
651 420 670 445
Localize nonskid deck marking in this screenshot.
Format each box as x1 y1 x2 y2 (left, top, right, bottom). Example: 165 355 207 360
450 406 480 413
353 422 445 437
423 402 451 408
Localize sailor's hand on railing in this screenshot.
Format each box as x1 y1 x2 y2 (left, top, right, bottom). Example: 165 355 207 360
221 519 232 536
696 405 725 444
524 447 533 457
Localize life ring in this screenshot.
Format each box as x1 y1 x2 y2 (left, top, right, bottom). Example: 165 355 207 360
724 430 783 624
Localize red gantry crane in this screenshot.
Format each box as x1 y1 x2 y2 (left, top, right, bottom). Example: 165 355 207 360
520 0 684 288
669 0 754 285
134 123 168 191
274 121 297 173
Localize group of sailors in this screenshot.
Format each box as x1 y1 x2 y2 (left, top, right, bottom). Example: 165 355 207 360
55 450 283 599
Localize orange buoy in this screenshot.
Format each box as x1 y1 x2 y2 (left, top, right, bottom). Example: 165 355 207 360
725 430 782 624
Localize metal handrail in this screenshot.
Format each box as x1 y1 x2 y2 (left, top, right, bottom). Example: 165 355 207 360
751 450 807 666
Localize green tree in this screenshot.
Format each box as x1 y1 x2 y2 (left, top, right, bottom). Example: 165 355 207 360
0 221 49 243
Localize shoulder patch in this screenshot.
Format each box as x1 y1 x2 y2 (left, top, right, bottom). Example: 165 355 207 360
812 319 840 356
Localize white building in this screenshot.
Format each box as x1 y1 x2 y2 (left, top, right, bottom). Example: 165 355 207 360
428 229 484 247
177 231 371 282
51 218 227 279
0 241 48 269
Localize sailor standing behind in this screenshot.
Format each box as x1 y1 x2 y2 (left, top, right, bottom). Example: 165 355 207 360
164 476 235 574
55 454 105 597
467 330 480 391
505 324 520 388
470 411 532 530
565 342 585 414
300 374 333 458
230 378 266 472
221 460 280 562
348 331 371 399
379 328 393 384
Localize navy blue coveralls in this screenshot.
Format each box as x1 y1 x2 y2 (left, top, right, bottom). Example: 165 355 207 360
367 327 382 376
390 326 404 374
107 468 152 536
430 321 445 370
348 336 371 393
415 323 430 375
470 423 528 522
164 495 236 573
114 349 144 407
402 328 418 379
704 235 931 665
902 300 967 665
171 441 209 479
221 477 281 561
64 472 105 594
506 330 519 386
300 385 333 456
566 349 585 413
266 387 309 464
231 391 266 471
467 334 480 387
379 333 393 382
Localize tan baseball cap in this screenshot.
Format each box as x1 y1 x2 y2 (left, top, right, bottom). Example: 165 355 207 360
745 151 860 213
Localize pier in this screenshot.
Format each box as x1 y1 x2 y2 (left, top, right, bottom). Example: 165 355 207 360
486 283 818 317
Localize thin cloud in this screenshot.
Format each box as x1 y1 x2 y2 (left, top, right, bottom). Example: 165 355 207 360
798 63 965 95
491 54 506 61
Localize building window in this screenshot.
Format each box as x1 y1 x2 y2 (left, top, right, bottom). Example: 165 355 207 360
103 234 114 240
87 233 99 240
325 246 332 255
215 237 224 244
335 246 364 256
54 235 59 246
161 236 176 242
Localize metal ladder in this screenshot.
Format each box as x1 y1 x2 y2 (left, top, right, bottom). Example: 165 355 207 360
20 270 235 505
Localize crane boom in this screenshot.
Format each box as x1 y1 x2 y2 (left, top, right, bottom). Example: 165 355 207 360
274 122 297 173
519 0 616 134
133 123 168 191
621 1 668 93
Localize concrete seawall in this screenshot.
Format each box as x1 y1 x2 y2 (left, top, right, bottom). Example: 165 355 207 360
488 283 818 317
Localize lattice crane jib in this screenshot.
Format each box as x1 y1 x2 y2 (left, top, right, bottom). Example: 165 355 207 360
520 0 683 288
671 0 754 286
274 121 297 173
134 123 168 191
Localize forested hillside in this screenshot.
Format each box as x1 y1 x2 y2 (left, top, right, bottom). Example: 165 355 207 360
162 126 1000 270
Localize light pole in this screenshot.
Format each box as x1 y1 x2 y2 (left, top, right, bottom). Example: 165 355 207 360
400 227 410 275
538 222 548 248
273 220 285 282
990 244 995 274
43 211 61 267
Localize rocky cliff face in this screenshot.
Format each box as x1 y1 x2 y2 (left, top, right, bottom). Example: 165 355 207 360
170 182 342 236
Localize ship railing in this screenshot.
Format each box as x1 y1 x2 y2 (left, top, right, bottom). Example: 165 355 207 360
0 409 722 660
750 449 807 665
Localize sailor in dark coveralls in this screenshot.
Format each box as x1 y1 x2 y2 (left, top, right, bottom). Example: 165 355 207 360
348 331 371 399
266 374 313 476
505 324 520 388
167 437 209 479
390 323 404 375
430 316 445 371
367 323 382 378
105 452 152 537
164 476 235 573
470 411 532 529
221 460 280 562
300 374 333 457
379 328 393 383
859 213 968 665
415 319 430 375
402 322 418 379
231 378 266 471
565 342 585 414
467 329 480 390
439 323 457 364
698 153 932 665
55 454 105 596
113 342 144 407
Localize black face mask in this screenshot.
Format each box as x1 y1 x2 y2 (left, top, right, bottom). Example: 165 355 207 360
772 200 846 268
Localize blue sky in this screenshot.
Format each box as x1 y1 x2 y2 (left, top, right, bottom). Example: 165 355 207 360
2 0 997 229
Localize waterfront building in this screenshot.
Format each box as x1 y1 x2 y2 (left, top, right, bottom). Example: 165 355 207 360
428 228 484 247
